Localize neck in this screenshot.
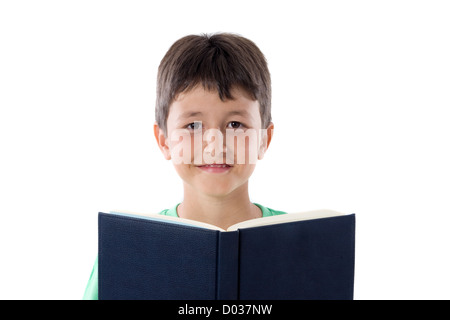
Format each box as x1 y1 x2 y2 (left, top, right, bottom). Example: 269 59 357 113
177 181 262 230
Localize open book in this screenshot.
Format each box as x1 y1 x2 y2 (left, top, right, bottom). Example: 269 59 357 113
108 208 346 231
98 209 355 300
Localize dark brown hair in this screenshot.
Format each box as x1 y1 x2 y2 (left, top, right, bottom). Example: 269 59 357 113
155 32 272 137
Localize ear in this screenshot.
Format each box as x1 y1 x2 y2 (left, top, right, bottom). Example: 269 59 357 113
154 121 171 160
258 122 274 160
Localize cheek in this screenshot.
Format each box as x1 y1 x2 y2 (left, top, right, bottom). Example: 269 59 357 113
172 163 186 178
227 132 259 165
239 163 256 178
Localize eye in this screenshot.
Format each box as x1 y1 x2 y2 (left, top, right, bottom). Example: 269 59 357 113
186 121 202 131
227 121 244 129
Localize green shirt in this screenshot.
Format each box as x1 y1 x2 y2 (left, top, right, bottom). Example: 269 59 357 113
82 202 287 300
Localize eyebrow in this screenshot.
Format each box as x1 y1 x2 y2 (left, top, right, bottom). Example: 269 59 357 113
177 110 251 121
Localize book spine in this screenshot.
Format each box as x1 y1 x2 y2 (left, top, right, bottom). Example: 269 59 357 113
216 231 239 300
98 213 105 300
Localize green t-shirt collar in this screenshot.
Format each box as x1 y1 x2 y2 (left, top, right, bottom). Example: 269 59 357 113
163 202 271 218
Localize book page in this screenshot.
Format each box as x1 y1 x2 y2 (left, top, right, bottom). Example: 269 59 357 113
109 210 225 231
226 209 346 231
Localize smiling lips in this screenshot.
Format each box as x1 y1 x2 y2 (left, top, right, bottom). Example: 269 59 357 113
197 164 232 167
196 164 232 173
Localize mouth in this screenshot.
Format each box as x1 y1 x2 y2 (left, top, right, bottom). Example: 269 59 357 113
196 164 233 168
196 164 233 173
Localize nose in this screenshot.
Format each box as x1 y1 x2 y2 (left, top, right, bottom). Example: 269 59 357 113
202 128 233 164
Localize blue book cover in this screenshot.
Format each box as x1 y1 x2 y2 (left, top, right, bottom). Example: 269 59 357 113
98 210 355 300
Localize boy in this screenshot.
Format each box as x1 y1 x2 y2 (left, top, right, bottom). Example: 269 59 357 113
83 32 287 300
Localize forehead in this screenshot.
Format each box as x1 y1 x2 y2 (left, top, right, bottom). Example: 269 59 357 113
170 86 260 121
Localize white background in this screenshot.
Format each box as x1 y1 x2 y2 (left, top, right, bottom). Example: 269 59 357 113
1 1 449 300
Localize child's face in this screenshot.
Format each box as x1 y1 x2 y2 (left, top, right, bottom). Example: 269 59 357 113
154 85 273 198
